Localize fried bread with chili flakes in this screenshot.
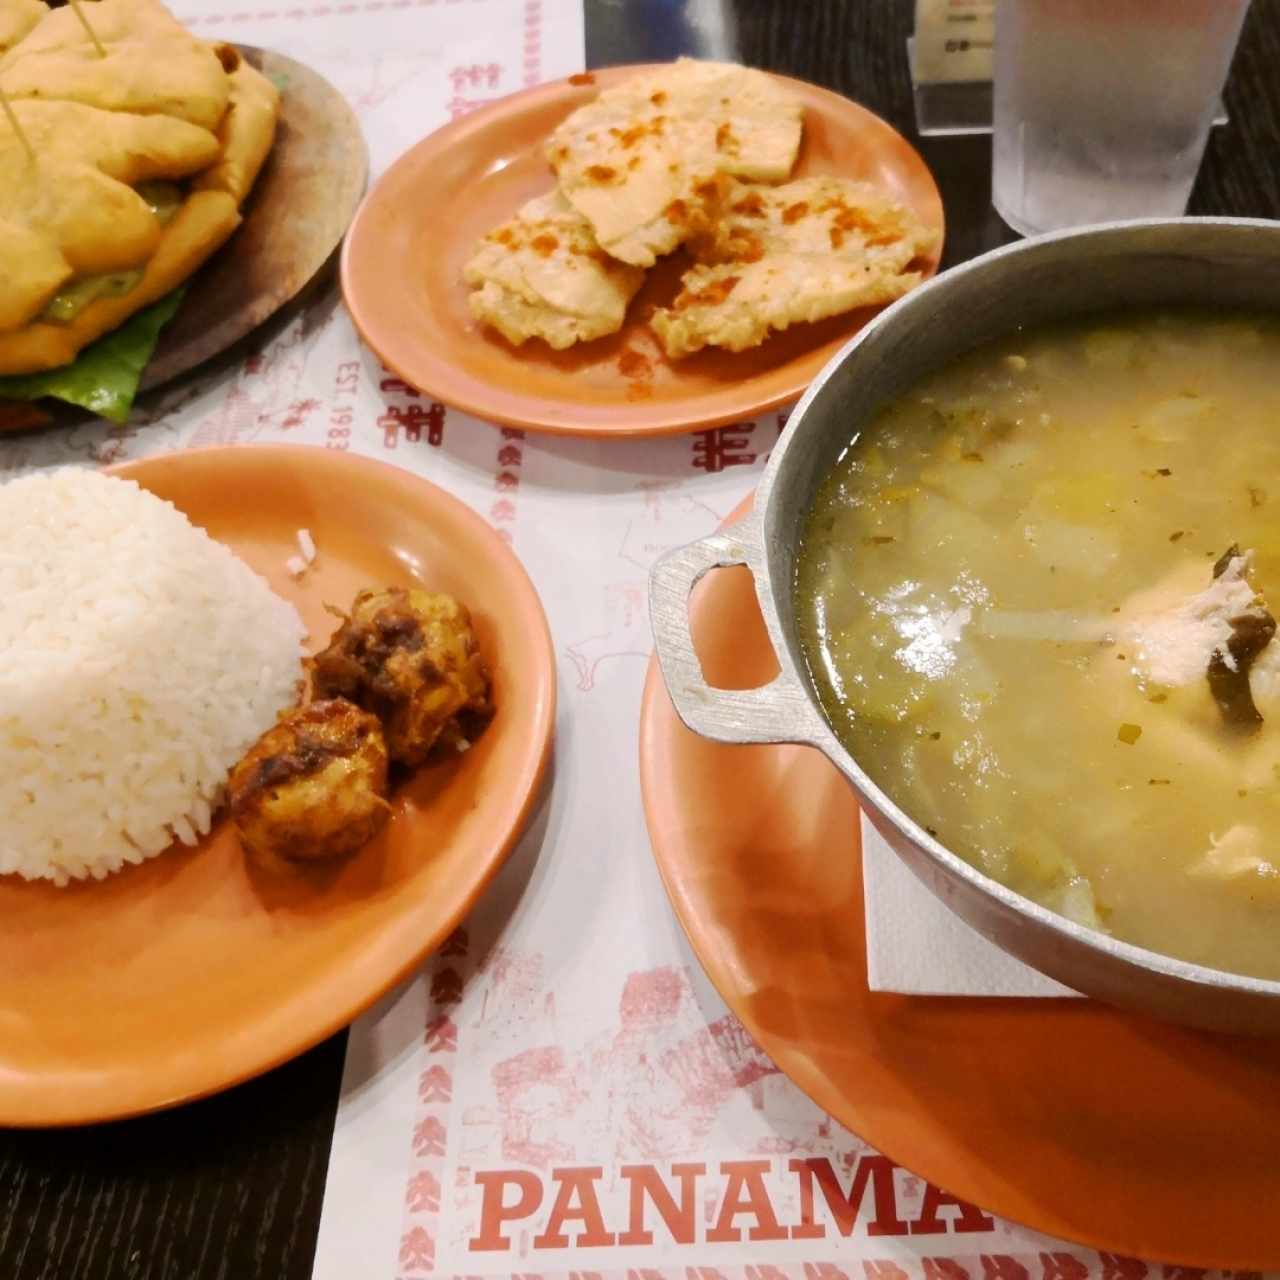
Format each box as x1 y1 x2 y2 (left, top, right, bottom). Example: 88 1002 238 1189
650 175 939 358
464 190 646 350
545 58 802 268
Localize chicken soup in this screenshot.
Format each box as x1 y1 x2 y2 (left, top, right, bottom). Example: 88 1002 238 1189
795 309 1280 979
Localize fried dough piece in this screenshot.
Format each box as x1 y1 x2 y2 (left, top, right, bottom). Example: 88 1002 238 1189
0 0 45 53
0 0 280 375
464 190 645 349
651 176 938 357
0 0 231 132
0 99 221 334
0 221 73 333
0 188 238 371
192 50 280 203
547 58 802 267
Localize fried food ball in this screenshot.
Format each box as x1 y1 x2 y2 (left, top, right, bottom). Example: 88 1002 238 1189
312 587 490 767
228 698 390 863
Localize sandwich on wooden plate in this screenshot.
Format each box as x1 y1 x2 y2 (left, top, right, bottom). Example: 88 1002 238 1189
0 0 279 425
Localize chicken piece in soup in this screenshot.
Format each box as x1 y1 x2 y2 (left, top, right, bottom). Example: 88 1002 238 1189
795 309 1280 980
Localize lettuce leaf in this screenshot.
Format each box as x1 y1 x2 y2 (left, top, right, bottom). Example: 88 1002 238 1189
0 289 186 425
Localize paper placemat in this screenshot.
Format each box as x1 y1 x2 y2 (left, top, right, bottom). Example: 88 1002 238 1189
0 3 1202 1275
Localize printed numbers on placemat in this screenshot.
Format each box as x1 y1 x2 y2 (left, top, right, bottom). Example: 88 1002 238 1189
329 361 361 450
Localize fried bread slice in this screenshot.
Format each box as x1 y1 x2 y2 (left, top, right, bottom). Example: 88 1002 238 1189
464 190 645 349
546 59 802 267
651 176 938 357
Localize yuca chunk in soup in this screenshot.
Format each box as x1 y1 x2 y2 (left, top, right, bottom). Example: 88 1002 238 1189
794 309 1280 980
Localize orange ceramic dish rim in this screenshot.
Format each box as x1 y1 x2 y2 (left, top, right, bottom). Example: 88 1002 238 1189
340 63 945 437
0 444 556 1127
123 445 558 1111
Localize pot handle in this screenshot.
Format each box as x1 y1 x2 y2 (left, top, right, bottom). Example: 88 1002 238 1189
649 515 829 746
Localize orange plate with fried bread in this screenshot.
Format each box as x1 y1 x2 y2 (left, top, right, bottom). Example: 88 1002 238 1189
638 495 1280 1268
340 65 944 436
0 445 555 1126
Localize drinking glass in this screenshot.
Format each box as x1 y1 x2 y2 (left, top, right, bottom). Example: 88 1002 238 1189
992 0 1250 236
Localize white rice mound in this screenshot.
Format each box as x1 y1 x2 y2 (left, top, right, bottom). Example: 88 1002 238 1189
0 468 307 886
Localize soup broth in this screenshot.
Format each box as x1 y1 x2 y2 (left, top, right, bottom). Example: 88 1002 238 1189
796 309 1280 979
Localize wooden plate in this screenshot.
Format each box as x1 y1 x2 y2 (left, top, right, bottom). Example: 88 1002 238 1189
0 47 366 433
340 65 943 437
638 496 1280 1268
0 446 555 1126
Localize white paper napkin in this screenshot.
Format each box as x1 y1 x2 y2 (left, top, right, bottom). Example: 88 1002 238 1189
861 813 1080 997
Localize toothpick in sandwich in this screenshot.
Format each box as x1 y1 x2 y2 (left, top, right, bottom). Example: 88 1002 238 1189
68 0 108 58
0 86 35 165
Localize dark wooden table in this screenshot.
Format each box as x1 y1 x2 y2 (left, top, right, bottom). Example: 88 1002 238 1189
4 2 1278 1276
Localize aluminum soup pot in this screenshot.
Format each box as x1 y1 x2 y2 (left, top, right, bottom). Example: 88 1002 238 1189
650 218 1280 1037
